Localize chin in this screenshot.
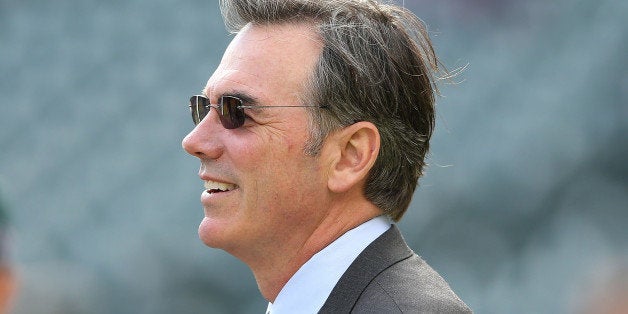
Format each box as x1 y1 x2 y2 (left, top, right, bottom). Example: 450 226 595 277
198 217 225 248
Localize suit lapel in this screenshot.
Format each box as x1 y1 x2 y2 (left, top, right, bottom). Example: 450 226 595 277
318 225 413 313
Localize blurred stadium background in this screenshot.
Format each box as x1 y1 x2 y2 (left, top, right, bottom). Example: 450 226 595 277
1 0 626 313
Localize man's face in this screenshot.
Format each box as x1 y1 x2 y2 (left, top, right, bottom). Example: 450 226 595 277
182 23 327 256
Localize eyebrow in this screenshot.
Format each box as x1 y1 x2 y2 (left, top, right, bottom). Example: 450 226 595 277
202 88 261 106
225 91 260 106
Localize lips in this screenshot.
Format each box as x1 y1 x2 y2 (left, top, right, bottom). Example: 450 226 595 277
204 180 238 194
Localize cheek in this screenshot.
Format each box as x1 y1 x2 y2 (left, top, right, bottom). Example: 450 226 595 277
227 135 265 168
235 131 305 168
228 124 315 193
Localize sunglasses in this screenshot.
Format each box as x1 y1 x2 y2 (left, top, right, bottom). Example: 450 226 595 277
189 95 326 129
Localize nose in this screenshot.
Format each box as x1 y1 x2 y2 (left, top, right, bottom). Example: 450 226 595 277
182 114 224 160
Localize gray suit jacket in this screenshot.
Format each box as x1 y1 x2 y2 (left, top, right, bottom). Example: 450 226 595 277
319 225 471 313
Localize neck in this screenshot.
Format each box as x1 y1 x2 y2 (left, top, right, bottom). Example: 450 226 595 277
243 201 382 302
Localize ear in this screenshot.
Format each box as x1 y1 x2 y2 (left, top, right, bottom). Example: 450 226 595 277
327 121 380 193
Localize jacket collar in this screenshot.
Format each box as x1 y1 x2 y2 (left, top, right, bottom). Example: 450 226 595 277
319 225 413 313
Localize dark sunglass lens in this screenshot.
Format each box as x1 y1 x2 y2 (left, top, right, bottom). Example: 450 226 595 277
219 96 245 129
189 95 210 125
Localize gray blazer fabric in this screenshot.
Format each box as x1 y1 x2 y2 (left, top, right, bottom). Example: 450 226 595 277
319 225 471 313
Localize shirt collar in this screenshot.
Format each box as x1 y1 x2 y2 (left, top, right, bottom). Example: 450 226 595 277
266 216 392 314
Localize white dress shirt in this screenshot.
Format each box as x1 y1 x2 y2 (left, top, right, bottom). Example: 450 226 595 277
266 216 392 314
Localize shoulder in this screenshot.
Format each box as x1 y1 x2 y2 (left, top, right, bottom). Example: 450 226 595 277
319 225 471 313
352 254 472 313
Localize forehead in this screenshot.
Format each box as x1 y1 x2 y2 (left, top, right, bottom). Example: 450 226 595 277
204 23 323 102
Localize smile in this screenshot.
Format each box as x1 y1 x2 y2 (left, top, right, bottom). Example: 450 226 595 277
204 180 238 194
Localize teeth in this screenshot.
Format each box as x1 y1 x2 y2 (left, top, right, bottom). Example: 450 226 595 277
204 180 237 192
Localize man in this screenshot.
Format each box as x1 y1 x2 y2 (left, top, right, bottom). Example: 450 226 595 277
182 0 471 312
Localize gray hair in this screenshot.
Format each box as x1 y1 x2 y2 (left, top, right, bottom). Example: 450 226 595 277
220 0 442 221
